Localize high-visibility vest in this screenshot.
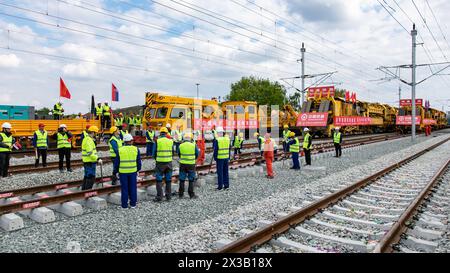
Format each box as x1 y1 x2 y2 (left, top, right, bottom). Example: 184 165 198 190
82 131 88 138
303 133 311 149
57 133 71 149
234 136 243 148
283 130 291 141
96 106 103 116
217 136 230 160
179 141 196 165
289 138 300 153
156 137 173 163
134 117 142 125
0 132 12 152
82 136 98 163
128 117 135 125
53 104 63 115
118 145 138 173
115 117 124 126
333 132 341 144
258 136 264 150
146 130 155 143
109 135 123 158
103 105 111 116
35 130 48 148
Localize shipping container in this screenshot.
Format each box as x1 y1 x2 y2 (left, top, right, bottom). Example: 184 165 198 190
0 105 35 120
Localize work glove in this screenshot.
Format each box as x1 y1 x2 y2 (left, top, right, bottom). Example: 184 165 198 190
98 159 103 165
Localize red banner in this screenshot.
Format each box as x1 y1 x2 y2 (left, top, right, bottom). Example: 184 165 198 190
396 116 421 125
308 86 335 98
423 119 437 125
400 99 423 107
194 119 258 130
296 112 328 127
334 116 372 126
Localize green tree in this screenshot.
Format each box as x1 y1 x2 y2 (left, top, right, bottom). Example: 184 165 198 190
335 88 347 98
226 76 286 106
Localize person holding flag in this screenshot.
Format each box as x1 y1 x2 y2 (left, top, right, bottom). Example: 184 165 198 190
55 77 71 120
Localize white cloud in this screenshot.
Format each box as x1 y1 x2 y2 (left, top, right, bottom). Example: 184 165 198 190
0 54 21 67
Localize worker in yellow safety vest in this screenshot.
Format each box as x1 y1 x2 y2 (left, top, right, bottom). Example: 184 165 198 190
233 132 244 158
33 123 49 168
213 127 231 190
102 102 111 129
0 122 13 177
145 122 155 156
116 134 142 208
152 127 174 202
177 132 199 199
282 125 291 152
333 127 342 158
51 124 73 173
287 131 300 170
303 128 312 165
96 103 103 121
53 102 64 120
81 126 100 190
109 126 123 185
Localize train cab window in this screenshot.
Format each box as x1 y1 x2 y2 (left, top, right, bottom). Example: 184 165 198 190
147 108 156 119
156 107 168 119
235 106 244 114
194 109 201 119
247 106 255 114
203 106 214 115
171 108 186 119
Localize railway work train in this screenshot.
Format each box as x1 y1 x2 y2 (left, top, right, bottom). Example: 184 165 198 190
142 86 447 138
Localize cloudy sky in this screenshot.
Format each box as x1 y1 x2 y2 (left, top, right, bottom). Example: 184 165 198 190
1 0 450 114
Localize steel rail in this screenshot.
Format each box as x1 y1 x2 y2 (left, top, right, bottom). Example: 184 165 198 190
215 137 450 253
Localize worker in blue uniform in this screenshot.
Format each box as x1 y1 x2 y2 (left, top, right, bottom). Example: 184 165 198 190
145 123 155 156
177 132 199 199
287 131 300 170
213 127 231 190
119 124 129 140
115 134 142 209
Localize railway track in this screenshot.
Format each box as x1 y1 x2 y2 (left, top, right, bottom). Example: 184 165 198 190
0 133 408 231
7 134 399 175
215 137 450 253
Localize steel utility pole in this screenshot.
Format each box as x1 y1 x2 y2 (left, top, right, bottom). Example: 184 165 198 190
301 43 306 106
398 85 401 108
196 83 200 98
411 24 417 141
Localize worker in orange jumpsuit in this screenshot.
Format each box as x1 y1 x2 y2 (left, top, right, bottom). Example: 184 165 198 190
263 133 276 179
196 130 205 165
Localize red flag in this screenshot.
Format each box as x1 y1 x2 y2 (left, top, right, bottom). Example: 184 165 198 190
60 77 71 99
345 91 349 102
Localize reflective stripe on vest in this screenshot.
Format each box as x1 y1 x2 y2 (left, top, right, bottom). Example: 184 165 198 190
283 130 291 140
179 141 196 165
119 145 138 173
303 134 311 149
54 104 62 115
217 136 230 159
0 132 12 152
334 132 341 143
156 137 173 163
57 133 71 149
135 117 142 125
234 136 243 148
128 117 135 125
35 130 48 148
146 131 155 143
109 136 123 158
96 106 103 116
289 138 300 153
82 136 98 163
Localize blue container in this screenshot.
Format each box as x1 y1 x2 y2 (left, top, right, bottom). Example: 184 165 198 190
0 105 35 120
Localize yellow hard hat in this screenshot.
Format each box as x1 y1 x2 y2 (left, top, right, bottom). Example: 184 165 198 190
289 132 296 137
184 133 193 139
283 124 289 129
253 132 259 137
160 127 168 133
89 126 99 133
109 126 118 134
239 132 244 138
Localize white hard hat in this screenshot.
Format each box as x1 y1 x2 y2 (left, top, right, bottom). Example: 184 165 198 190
59 124 67 128
335 127 340 130
1 122 12 129
303 127 310 132
166 123 171 128
216 127 224 133
123 134 133 142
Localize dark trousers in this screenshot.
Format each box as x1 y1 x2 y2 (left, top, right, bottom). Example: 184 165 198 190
35 149 48 167
146 142 154 156
282 142 288 152
179 164 196 197
0 152 10 177
155 162 173 200
305 149 311 165
216 159 229 189
173 142 180 154
53 115 61 120
233 147 241 157
103 116 111 129
291 152 300 169
120 173 137 208
334 143 342 157
82 162 96 190
58 148 71 171
112 157 119 177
